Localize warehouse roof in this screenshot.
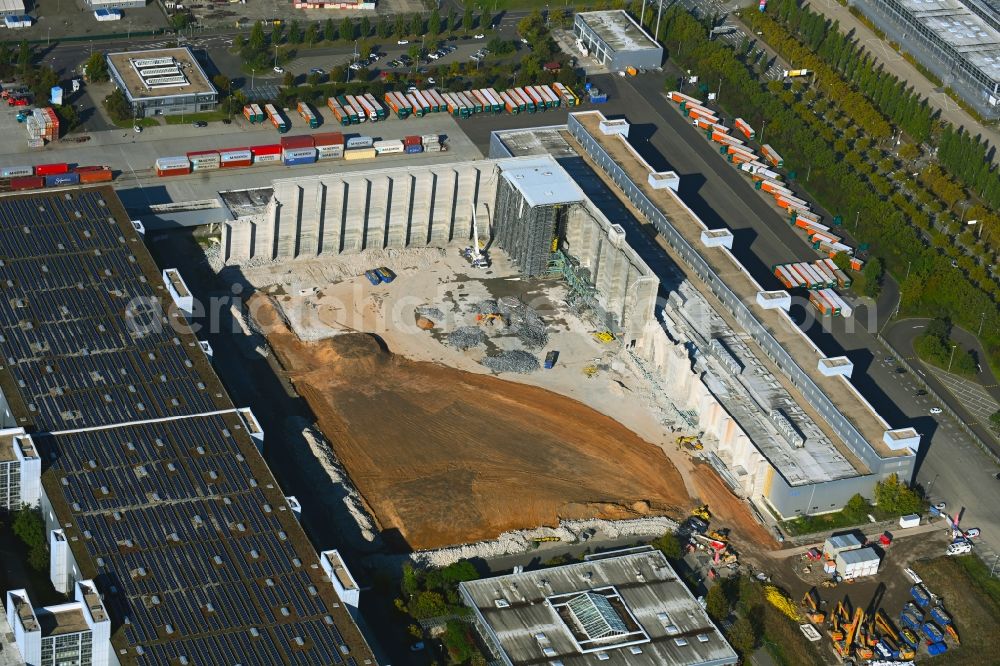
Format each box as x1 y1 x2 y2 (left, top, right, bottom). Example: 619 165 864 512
498 155 584 207
898 0 1000 82
106 47 217 101
460 549 738 665
0 187 375 666
576 10 661 53
837 546 881 565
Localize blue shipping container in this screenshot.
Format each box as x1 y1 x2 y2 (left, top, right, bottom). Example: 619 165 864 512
404 145 424 154
44 173 80 187
284 155 318 166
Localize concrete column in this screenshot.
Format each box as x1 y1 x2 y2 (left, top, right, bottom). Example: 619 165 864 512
387 174 413 248
297 180 325 258
342 177 369 253
410 171 434 246
275 184 303 260
366 176 391 250
322 179 347 255
430 168 457 246
452 165 479 243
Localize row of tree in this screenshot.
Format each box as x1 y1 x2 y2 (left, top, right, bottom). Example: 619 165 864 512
914 318 979 378
640 5 1000 369
938 124 1000 215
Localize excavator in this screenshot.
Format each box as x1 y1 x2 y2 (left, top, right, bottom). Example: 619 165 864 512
874 609 915 661
828 599 851 642
691 505 711 522
833 607 864 658
800 588 826 624
676 435 704 451
475 313 503 326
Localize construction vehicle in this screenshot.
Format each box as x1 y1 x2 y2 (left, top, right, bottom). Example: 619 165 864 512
833 607 865 658
691 505 711 522
873 609 914 660
707 528 730 542
800 588 825 624
532 536 560 543
462 204 490 268
828 600 851 641
476 313 503 326
592 331 615 343
676 435 704 451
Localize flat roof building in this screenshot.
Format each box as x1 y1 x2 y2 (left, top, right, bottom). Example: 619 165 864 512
0 0 26 17
0 186 376 665
106 47 218 117
460 549 738 665
0 428 40 511
851 0 1000 118
573 10 663 72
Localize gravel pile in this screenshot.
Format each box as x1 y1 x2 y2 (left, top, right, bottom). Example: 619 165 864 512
475 299 500 315
447 326 487 350
481 350 539 373
497 297 548 348
415 305 444 322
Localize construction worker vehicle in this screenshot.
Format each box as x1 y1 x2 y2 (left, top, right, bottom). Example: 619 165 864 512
800 588 825 624
691 505 711 522
676 435 704 451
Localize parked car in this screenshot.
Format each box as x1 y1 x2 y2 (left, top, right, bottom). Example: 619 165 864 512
929 407 942 415
427 77 436 84
309 67 325 75
964 528 981 539
192 121 208 128
273 65 284 73
428 52 440 60
474 33 485 39
133 125 142 133
397 39 409 45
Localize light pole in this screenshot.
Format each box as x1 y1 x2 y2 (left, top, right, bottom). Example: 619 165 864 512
250 68 255 90
274 44 278 69
978 311 986 337
47 27 51 47
947 344 958 372
759 119 766 144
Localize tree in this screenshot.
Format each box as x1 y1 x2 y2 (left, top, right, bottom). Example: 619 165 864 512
726 615 756 656
705 584 730 621
408 43 422 60
410 13 422 36
304 23 318 45
428 9 441 36
170 11 192 30
83 51 109 82
248 20 267 52
408 590 450 619
287 20 302 44
340 17 354 42
13 507 48 572
394 14 407 37
282 70 295 87
651 531 682 559
103 89 131 122
549 8 566 28
359 15 371 38
447 7 457 32
324 18 336 42
17 40 30 75
843 493 870 521
832 251 851 272
377 16 391 39
481 10 493 31
463 5 474 32
875 474 923 515
441 621 479 662
212 74 231 94
862 256 883 298
990 409 1000 433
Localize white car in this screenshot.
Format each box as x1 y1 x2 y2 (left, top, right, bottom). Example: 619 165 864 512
273 66 284 73
934 502 947 513
947 540 972 556
964 527 981 539
133 125 142 133
474 33 485 39
397 39 409 45
929 407 942 415
427 77 436 84
428 52 440 60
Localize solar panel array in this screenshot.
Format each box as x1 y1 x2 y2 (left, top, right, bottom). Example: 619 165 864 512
0 189 374 666
0 190 218 430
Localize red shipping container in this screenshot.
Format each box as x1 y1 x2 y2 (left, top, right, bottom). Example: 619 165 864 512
34 163 69 176
313 132 345 147
79 169 113 184
280 135 315 149
403 135 421 146
10 176 44 190
74 165 104 173
156 166 190 177
219 159 252 168
251 144 282 156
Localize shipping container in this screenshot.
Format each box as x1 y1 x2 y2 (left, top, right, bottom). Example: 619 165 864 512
313 132 345 147
342 95 364 123
297 101 320 128
283 147 317 159
383 92 411 119
405 144 423 154
78 167 113 183
668 91 703 106
1 165 33 178
264 104 289 133
761 144 784 167
373 139 404 155
44 172 80 187
155 156 191 176
363 93 388 120
9 175 44 190
405 93 426 117
544 350 559 369
34 162 69 176
510 88 532 113
344 147 377 160
346 136 374 149
219 149 253 168
354 95 378 121
243 104 264 123
734 118 755 139
327 97 353 125
191 160 220 172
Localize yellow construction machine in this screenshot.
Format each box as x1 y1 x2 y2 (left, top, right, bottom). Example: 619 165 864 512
592 331 615 343
691 505 711 522
676 435 704 451
800 588 826 624
828 600 850 642
476 313 503 326
874 609 914 660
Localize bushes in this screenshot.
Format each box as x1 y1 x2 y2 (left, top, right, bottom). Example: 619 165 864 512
651 531 683 560
874 473 924 515
914 318 979 377
12 506 48 572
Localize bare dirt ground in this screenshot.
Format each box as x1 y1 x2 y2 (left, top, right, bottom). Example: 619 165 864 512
687 463 779 552
252 294 692 550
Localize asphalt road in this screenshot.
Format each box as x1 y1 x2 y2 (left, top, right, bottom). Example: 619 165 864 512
605 71 1000 555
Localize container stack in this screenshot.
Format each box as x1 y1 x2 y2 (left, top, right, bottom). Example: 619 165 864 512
403 136 423 154
313 132 345 160
422 134 442 153
26 108 59 145
187 150 221 171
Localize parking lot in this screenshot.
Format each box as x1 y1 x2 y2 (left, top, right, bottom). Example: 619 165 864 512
12 0 168 41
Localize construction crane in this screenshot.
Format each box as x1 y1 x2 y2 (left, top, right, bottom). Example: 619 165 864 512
800 588 826 624
461 204 489 268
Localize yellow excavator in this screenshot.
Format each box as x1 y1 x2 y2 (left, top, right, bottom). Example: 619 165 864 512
829 599 850 642
676 435 704 451
691 505 711 522
874 609 915 661
592 331 615 343
801 588 826 624
476 313 503 326
834 607 865 658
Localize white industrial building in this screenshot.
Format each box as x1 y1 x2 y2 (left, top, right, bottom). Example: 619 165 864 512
836 547 881 579
0 0 26 17
573 10 664 72
6 581 111 666
460 549 738 665
0 428 40 511
490 112 919 520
